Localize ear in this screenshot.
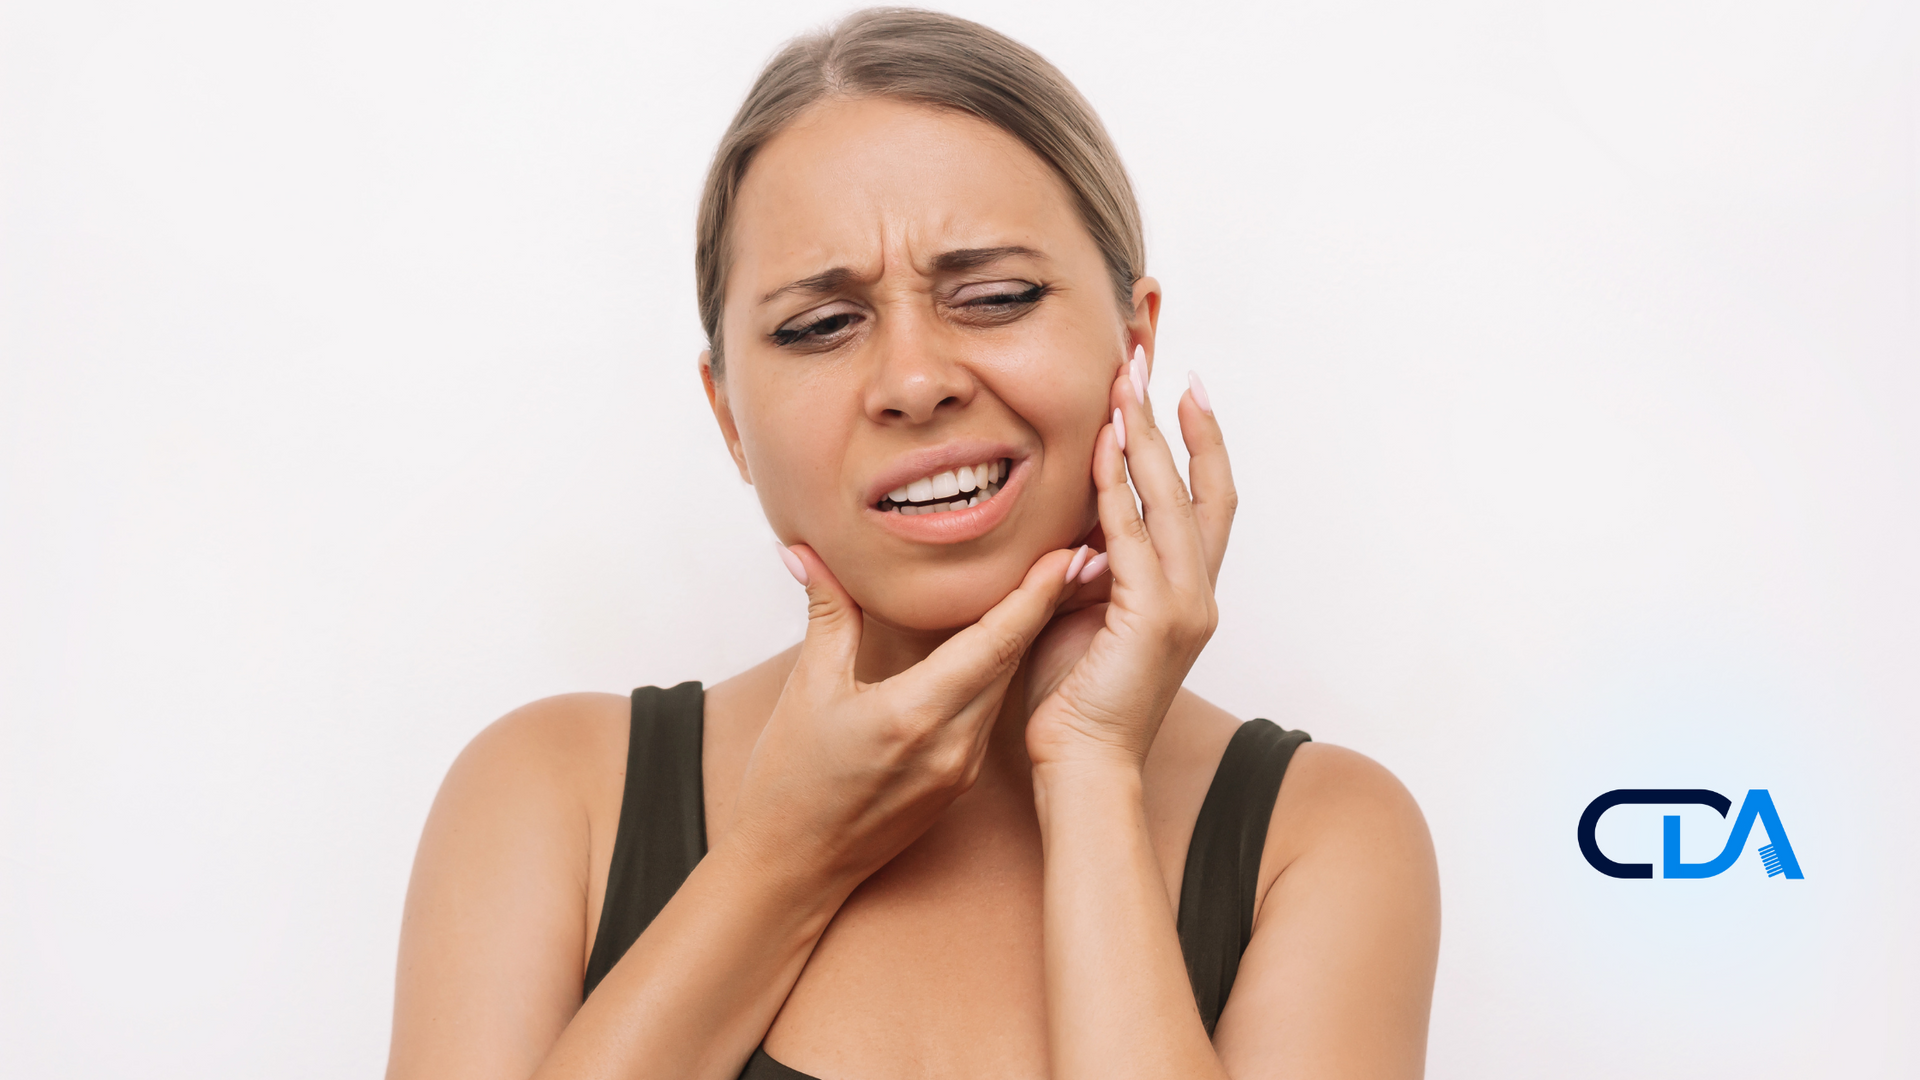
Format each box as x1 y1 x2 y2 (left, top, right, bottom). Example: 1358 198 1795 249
1125 276 1163 375
699 350 753 485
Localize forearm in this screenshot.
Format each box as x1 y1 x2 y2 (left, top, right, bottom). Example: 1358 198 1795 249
1034 762 1230 1080
533 836 851 1080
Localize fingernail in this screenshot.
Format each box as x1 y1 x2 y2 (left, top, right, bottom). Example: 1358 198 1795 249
777 544 808 586
1112 407 1127 452
1129 345 1148 405
1077 550 1109 584
1187 370 1213 414
1064 544 1090 583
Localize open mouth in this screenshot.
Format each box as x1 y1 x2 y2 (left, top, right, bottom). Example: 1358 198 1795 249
875 458 1011 515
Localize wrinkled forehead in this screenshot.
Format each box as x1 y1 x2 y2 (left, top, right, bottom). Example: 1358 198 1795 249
725 97 1091 302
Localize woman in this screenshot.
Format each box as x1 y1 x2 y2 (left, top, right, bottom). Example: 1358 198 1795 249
387 9 1439 1080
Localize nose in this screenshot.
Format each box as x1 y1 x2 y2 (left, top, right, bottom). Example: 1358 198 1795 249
861 311 975 425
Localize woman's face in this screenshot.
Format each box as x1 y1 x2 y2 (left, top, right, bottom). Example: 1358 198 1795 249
708 96 1157 633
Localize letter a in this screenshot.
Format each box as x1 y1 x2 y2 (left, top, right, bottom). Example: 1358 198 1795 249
1663 789 1803 879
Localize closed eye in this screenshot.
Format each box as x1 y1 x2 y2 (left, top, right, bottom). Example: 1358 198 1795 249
950 281 1050 324
957 282 1046 307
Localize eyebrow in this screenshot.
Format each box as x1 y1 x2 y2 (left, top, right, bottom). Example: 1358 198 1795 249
757 246 1048 304
932 245 1047 273
759 267 859 305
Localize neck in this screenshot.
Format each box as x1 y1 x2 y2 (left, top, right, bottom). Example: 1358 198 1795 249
851 612 954 684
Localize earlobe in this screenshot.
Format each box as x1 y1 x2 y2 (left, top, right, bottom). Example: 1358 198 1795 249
699 350 754 485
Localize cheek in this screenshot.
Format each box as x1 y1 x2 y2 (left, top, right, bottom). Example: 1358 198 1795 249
995 349 1117 478
1044 401 1111 538
732 381 855 542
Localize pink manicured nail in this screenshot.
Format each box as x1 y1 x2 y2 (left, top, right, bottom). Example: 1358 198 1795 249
777 545 808 586
1077 550 1109 585
1113 407 1127 452
1187 370 1213 414
1064 544 1090 583
1129 345 1148 405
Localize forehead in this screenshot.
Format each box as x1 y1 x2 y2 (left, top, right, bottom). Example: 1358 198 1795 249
728 97 1089 290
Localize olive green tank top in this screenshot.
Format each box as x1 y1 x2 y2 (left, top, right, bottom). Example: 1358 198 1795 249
582 682 1309 1079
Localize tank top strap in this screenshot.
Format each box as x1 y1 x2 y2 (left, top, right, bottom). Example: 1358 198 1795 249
1175 718 1311 1035
583 681 708 997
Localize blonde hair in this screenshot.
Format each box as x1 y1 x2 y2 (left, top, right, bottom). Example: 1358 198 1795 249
695 7 1145 369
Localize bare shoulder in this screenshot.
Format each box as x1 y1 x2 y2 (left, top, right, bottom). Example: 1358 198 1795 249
447 692 634 926
1263 742 1434 892
451 691 631 790
409 691 633 923
1259 742 1438 946
390 692 634 1080
410 687 633 941
1211 740 1440 1078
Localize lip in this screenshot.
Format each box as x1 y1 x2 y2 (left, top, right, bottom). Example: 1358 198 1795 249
865 439 1029 545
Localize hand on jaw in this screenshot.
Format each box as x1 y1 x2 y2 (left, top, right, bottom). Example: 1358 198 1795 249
735 538 1084 893
745 343 1235 894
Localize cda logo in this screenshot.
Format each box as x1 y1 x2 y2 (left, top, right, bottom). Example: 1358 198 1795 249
1578 789 1804 879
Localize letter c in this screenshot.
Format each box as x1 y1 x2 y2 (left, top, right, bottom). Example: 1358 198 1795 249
1578 789 1732 878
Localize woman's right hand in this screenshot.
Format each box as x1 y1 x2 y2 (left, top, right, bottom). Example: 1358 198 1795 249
721 543 1081 892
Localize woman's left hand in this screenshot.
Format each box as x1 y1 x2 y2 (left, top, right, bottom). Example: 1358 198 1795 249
1023 350 1238 772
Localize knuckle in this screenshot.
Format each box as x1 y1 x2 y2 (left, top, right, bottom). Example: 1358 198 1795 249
1167 596 1215 644
957 756 986 792
878 710 935 753
930 742 973 786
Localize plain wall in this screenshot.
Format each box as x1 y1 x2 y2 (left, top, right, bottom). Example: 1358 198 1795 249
2 0 1915 1075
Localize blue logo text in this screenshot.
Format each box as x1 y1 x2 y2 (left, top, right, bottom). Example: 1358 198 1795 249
1577 789 1803 879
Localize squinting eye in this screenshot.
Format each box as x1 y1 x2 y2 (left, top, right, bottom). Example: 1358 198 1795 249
771 311 861 347
958 283 1046 307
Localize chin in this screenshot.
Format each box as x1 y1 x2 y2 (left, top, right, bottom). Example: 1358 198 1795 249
850 559 1031 634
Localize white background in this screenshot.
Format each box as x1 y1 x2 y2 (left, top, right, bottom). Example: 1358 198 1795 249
3 1 1915 1076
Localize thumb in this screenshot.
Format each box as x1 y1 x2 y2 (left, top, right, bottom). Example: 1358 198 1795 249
903 546 1085 709
779 543 862 678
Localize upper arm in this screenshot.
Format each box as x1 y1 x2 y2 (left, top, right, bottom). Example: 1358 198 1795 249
386 694 627 1080
1211 743 1441 1080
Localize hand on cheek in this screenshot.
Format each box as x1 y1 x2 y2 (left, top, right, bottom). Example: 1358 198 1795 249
1023 345 1238 773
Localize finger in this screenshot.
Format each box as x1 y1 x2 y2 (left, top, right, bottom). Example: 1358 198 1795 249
1177 373 1237 586
1077 550 1110 585
1091 410 1160 589
1111 348 1209 589
780 544 861 684
892 546 1080 713
945 664 1025 781
1062 523 1113 600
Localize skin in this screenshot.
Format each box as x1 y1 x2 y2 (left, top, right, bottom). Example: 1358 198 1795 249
387 97 1440 1080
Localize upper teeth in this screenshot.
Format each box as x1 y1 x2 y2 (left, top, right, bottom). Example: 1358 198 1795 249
881 460 1008 515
